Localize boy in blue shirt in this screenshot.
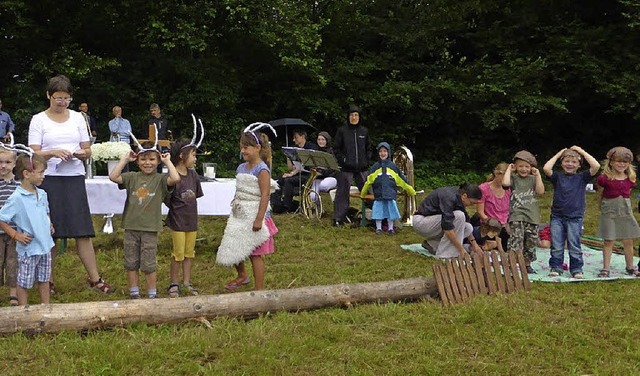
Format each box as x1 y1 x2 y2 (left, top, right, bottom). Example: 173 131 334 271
0 153 54 305
542 146 600 279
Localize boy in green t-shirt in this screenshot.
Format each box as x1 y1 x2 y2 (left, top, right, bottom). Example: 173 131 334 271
110 141 180 299
502 150 545 274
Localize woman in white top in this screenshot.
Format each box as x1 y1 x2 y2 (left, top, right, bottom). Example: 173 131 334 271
28 75 112 294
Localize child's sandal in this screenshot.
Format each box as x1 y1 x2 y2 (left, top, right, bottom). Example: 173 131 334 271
598 269 610 278
88 277 112 294
49 281 56 295
168 283 180 298
8 296 18 306
182 283 199 296
626 268 638 276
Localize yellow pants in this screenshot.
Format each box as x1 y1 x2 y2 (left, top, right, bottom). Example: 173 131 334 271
171 231 197 261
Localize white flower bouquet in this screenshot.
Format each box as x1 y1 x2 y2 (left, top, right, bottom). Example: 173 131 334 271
90 141 132 162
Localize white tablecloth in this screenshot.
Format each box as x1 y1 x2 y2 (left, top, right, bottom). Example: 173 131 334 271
85 176 236 215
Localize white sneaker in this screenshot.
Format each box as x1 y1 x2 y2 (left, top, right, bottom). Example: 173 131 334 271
549 270 561 277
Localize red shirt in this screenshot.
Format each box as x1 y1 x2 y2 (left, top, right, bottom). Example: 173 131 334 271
596 174 636 199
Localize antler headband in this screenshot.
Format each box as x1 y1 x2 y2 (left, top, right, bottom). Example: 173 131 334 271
243 122 277 144
129 124 159 154
0 134 36 169
180 114 205 150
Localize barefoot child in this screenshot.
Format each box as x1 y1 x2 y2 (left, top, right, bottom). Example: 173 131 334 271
110 138 180 299
217 123 279 291
543 146 600 278
595 147 640 277
0 153 54 305
166 132 204 297
0 149 19 305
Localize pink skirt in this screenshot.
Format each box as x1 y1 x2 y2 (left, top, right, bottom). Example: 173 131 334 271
251 217 278 256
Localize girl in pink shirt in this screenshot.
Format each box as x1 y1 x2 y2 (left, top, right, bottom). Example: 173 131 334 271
596 147 640 277
476 162 511 249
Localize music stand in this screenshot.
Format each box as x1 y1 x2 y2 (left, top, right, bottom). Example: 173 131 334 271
296 149 340 171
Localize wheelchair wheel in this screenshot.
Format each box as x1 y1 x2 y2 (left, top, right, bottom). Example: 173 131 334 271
302 189 323 219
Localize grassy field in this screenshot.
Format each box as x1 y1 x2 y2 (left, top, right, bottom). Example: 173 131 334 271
0 188 639 375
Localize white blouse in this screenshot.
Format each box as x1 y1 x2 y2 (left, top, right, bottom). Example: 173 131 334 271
28 110 90 176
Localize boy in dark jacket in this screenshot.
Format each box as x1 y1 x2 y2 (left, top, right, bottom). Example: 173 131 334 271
332 105 371 227
360 142 415 234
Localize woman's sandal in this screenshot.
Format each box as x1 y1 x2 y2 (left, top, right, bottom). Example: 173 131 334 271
598 269 610 278
168 283 180 298
8 296 18 306
88 277 112 293
224 277 250 291
182 283 199 296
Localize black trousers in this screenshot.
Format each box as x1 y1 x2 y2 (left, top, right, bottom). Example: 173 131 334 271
333 171 366 221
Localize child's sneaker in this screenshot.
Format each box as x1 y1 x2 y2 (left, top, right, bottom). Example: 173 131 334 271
526 266 537 274
548 269 562 277
375 229 382 235
387 229 396 236
572 272 584 279
130 293 141 300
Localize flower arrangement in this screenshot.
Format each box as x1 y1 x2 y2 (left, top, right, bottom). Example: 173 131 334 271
90 141 132 162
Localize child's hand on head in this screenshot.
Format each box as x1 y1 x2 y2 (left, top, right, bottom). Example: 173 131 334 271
508 163 515 170
531 167 539 176
160 153 171 163
570 145 584 153
124 150 137 162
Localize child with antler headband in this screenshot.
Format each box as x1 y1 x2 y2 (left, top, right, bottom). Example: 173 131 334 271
109 127 180 299
165 115 205 297
0 143 54 306
217 122 279 291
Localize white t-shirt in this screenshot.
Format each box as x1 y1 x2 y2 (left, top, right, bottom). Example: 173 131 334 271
28 110 90 176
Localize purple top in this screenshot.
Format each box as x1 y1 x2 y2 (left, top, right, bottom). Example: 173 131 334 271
596 174 636 199
237 161 271 217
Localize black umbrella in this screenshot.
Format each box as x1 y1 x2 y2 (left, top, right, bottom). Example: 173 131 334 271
268 118 317 147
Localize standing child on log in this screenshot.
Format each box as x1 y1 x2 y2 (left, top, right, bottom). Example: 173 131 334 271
165 138 204 297
543 146 600 279
0 153 54 305
217 123 279 291
110 138 180 299
595 147 640 277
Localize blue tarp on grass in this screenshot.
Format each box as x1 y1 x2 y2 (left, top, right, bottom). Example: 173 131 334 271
400 244 639 282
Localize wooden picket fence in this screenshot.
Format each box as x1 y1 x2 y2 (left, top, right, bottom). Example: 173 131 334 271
432 250 531 306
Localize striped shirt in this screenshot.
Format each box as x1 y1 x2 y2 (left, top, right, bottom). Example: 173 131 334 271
0 178 19 233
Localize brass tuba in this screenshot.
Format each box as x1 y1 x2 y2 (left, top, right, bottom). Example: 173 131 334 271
393 145 416 226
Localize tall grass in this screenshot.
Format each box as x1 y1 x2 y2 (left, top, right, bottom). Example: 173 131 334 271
0 188 638 375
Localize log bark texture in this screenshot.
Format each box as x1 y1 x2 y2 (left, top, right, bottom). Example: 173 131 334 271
0 277 437 335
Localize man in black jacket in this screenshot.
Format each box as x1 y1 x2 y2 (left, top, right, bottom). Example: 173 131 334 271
332 105 371 227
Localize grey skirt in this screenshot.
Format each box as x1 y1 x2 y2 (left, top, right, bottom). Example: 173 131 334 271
40 175 95 239
597 197 640 240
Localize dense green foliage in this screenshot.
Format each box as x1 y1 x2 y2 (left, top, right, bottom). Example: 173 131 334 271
1 0 640 172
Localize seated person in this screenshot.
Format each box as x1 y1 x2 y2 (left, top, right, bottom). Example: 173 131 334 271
271 129 317 213
310 131 338 203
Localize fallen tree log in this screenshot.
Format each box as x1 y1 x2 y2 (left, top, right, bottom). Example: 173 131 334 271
0 277 437 335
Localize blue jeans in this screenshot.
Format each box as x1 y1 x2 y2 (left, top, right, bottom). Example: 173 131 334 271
549 215 584 274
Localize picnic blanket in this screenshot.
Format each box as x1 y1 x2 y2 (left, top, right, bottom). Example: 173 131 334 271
400 244 640 283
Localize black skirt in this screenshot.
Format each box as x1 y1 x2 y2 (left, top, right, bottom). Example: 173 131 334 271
40 175 95 239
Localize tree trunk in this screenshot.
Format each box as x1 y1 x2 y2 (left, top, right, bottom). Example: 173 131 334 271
0 277 437 335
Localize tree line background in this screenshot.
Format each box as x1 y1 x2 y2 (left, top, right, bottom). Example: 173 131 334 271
1 0 639 175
